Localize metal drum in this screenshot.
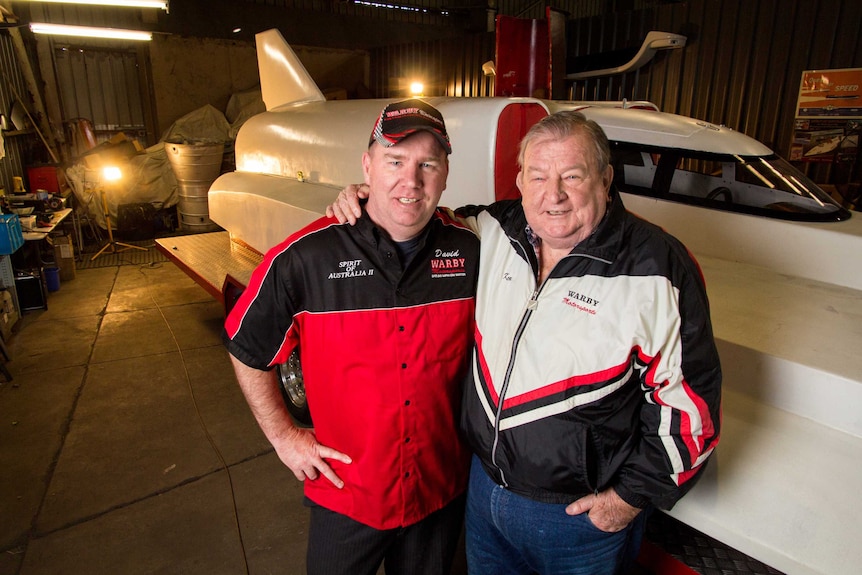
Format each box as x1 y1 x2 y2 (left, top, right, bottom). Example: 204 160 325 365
165 142 224 232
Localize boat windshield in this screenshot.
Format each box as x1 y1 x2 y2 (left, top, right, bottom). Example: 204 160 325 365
610 142 851 222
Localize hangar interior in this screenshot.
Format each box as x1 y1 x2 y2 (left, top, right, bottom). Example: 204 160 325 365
0 1 860 574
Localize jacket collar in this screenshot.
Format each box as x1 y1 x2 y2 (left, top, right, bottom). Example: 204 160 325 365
354 204 435 252
566 185 626 264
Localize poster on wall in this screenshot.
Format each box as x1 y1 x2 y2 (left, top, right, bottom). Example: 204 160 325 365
791 68 861 163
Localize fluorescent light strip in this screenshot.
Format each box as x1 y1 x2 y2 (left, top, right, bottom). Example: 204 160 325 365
22 0 167 9
30 22 153 41
353 0 447 15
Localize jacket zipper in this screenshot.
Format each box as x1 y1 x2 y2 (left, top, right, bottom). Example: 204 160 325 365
490 238 541 487
490 286 538 487
488 240 612 488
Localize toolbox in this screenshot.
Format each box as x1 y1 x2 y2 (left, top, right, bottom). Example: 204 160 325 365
0 215 24 255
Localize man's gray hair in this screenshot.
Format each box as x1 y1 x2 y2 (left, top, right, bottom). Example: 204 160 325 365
518 111 611 174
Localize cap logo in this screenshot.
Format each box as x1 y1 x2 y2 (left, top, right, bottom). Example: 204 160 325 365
384 107 444 125
369 99 451 154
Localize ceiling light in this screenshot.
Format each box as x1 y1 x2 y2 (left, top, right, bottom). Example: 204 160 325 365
30 22 153 41
20 0 168 9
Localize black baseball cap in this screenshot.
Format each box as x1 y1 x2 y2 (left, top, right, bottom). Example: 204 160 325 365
369 98 451 155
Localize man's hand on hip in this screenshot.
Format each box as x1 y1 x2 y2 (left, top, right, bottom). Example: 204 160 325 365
273 426 352 488
566 487 641 532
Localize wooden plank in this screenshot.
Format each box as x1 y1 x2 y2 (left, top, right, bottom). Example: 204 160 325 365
155 232 262 304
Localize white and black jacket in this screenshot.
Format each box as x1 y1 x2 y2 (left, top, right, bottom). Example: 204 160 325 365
456 189 722 511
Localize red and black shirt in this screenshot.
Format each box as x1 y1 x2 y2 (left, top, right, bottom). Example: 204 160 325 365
224 208 479 529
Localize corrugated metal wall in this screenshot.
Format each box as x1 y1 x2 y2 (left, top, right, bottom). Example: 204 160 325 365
23 4 145 28
242 0 452 26
371 0 862 164
5 0 861 184
0 33 36 194
239 0 660 25
568 0 862 158
23 3 151 145
370 33 496 98
53 45 146 142
446 34 496 97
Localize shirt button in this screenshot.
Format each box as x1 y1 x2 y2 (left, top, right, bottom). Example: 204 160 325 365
399 326 405 331
405 437 411 443
404 472 410 478
401 363 407 369
405 400 411 406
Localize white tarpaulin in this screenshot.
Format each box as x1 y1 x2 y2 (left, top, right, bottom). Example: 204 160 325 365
66 91 264 230
65 143 178 230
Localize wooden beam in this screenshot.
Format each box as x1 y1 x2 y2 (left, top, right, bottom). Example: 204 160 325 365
0 0 62 163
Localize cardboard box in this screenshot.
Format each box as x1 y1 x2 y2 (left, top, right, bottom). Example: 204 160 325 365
52 235 76 281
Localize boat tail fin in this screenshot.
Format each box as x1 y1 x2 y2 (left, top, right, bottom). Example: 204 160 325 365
256 29 326 111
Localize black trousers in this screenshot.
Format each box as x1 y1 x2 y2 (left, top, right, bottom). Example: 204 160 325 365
305 494 466 575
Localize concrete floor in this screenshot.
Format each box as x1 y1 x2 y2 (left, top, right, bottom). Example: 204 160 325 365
0 252 756 575
0 261 312 575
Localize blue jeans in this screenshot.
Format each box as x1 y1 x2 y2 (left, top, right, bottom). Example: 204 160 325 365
465 456 649 575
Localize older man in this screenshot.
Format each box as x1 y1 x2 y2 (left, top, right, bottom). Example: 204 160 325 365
331 110 721 575
455 111 721 575
224 99 479 575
